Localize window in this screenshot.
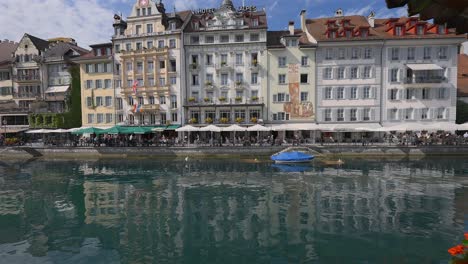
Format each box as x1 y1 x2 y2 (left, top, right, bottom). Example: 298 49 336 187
169 21 176 30
235 35 244 42
96 96 103 107
236 90 244 99
278 57 286 67
390 89 398 100
159 96 166 105
169 39 176 48
438 88 447 99
115 44 120 52
438 24 446 34
128 96 134 106
406 89 415 100
325 49 333 60
363 108 371 121
437 108 445 119
337 109 344 121
171 113 178 122
250 34 259 41
391 48 399 60
417 25 425 35
116 98 123 110
274 93 290 102
86 97 92 107
136 25 142 35
149 96 155 105
423 47 431 60
205 35 214 43
159 60 165 69
126 43 131 51
136 62 143 74
350 109 357 121
191 36 199 44
157 40 164 48
338 48 345 60
147 41 153 49
407 47 415 60
438 47 448 59
235 73 243 83
86 80 93 89
206 73 213 83
390 68 399 83
300 74 308 84
171 95 177 108
148 77 155 86
395 26 402 36
324 109 332 121
351 48 360 59
364 48 372 59
363 66 372 78
170 76 176 85
87 114 94 124
220 54 228 64
345 30 352 38
235 53 243 65
329 31 337 39
325 87 332 99
147 24 153 33
220 35 229 43
337 67 345 79
106 114 113 123
422 88 430 100
138 96 144 105
389 109 398 121
337 87 344 99
324 68 332 79
159 77 166 86
206 54 213 65
363 86 371 99
147 61 154 72
301 92 308 102
192 74 199 86
221 74 228 85
350 67 358 79
95 79 103 89
251 73 258 84
404 108 413 120
126 62 133 71
279 74 286 84
421 108 429 120
252 19 259 27
301 56 308 66
160 113 167 124
104 79 112 89
273 112 290 121
350 86 358 99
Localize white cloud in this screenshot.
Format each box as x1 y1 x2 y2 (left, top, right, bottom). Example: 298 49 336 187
0 0 117 49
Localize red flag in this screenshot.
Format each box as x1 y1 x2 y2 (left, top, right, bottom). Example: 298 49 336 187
132 103 138 113
132 80 139 94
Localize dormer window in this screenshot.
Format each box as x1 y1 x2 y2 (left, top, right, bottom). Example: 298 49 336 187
236 20 243 26
142 8 146 16
193 23 199 30
147 7 151 15
136 9 140 16
395 26 402 36
252 19 259 27
417 25 425 35
345 30 352 38
96 49 102 56
360 29 369 37
329 31 337 39
342 20 350 27
169 22 176 30
287 39 298 47
438 24 446 34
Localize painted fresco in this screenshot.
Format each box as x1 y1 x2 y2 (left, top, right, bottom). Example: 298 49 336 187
283 64 314 120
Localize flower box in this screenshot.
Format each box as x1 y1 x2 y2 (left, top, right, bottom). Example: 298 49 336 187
235 117 244 123
220 117 229 124
205 117 213 124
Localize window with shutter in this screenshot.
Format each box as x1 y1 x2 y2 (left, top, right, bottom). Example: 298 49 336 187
273 94 277 102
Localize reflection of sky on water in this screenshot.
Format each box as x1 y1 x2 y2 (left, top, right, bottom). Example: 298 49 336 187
0 158 466 263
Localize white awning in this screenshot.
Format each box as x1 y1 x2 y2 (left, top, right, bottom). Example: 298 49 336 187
45 85 70 94
406 64 443 71
199 125 222 132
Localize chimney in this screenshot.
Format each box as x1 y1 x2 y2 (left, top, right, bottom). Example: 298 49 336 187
367 11 375 28
335 8 344 17
289 21 295 35
300 10 306 31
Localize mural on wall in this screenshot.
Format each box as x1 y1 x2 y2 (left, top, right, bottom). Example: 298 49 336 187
284 64 314 120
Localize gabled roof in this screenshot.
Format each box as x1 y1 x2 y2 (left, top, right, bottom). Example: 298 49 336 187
267 30 316 48
44 42 89 59
25 34 49 51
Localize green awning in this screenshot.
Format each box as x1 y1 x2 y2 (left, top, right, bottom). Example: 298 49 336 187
71 127 105 135
165 125 181 130
101 126 128 135
121 127 153 134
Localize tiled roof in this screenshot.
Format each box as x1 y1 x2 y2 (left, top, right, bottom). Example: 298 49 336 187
25 34 49 51
373 17 464 39
44 42 89 59
305 15 383 42
385 0 468 34
0 40 18 64
267 30 315 48
458 54 468 97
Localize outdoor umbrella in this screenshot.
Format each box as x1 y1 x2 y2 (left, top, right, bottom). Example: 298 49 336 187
221 124 246 132
71 127 105 135
200 125 222 132
247 124 271 132
26 129 51 134
176 125 200 132
130 127 152 135
427 122 461 132
102 126 128 135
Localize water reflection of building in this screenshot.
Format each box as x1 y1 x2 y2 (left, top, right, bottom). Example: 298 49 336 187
0 190 25 215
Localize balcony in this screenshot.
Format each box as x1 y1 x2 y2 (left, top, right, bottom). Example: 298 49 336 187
204 82 215 91
140 104 160 112
234 82 245 90
189 63 199 72
119 47 168 58
215 63 233 72
403 76 447 84
122 85 169 94
13 93 41 99
14 75 40 82
250 62 260 72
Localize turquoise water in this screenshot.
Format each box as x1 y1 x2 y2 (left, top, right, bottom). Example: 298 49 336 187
0 157 467 264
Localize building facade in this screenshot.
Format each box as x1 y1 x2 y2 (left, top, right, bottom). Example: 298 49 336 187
267 22 317 128
375 17 465 125
74 43 116 128
112 0 191 126
183 0 268 126
304 10 383 129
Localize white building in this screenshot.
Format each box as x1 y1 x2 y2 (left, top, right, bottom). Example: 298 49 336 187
183 0 268 126
112 0 191 126
375 17 465 125
303 10 383 132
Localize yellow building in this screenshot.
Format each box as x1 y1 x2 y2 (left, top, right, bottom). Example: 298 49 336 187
73 43 117 127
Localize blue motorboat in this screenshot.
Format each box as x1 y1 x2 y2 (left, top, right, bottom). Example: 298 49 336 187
271 151 314 164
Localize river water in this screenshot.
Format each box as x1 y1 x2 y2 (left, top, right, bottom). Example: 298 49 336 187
0 157 467 264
